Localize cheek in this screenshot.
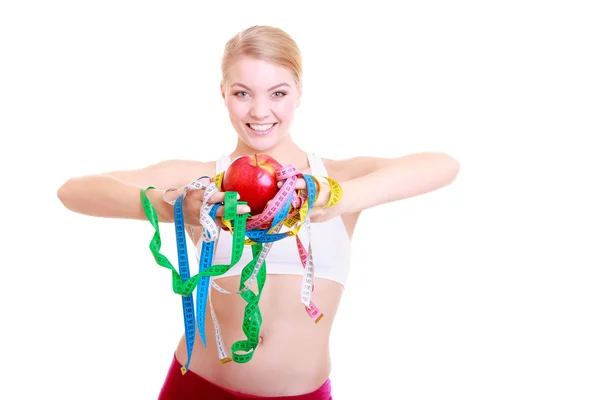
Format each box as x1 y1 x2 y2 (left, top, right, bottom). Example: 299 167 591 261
226 99 248 120
274 99 297 121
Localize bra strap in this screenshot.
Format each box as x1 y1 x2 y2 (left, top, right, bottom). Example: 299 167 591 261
306 152 329 177
215 154 231 174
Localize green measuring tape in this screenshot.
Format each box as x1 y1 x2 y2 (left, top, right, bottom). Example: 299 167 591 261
138 163 340 372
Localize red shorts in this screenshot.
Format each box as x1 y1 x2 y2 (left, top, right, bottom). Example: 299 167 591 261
158 354 333 399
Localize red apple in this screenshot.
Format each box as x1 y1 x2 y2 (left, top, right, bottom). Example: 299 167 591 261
222 153 283 215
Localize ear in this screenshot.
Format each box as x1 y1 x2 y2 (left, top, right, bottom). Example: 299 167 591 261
220 81 226 102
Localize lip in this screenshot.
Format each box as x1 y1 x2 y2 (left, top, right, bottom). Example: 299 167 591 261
246 122 277 136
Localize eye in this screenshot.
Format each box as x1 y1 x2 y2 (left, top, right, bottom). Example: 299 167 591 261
272 91 287 98
234 91 249 98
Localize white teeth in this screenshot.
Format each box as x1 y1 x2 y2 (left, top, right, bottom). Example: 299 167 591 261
249 123 274 131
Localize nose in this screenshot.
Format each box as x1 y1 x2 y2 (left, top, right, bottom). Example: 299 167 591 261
249 96 270 120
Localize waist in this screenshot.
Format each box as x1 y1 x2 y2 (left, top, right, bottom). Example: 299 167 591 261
175 274 343 395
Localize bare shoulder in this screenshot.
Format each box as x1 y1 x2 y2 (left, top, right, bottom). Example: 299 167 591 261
103 158 218 190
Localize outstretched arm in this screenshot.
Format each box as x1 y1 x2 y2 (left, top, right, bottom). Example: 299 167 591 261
330 152 460 216
56 159 209 222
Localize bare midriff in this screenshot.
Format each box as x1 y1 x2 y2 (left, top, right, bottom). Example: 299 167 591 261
174 274 344 397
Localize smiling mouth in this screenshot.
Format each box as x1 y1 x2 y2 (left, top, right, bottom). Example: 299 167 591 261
246 123 277 135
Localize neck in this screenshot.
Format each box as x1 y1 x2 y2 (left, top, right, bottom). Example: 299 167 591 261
230 137 310 170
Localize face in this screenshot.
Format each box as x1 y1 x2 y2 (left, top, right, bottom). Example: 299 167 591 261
221 56 302 152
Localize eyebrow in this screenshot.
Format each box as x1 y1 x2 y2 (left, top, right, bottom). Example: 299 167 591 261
231 82 291 91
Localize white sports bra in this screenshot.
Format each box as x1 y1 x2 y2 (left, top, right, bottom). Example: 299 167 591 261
208 152 352 287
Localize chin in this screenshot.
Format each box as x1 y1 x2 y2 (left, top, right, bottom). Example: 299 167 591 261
243 137 279 152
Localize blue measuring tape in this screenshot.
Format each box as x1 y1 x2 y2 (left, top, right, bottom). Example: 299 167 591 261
152 173 318 372
173 192 219 374
244 174 315 243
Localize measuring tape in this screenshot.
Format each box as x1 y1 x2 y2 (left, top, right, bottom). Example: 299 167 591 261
139 163 343 372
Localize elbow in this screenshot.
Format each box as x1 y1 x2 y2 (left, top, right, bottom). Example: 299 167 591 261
57 178 77 209
427 152 460 188
57 180 70 206
445 153 461 183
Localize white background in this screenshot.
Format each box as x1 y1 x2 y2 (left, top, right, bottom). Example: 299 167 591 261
2 1 599 399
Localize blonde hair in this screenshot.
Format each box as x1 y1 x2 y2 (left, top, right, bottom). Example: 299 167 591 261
221 25 302 85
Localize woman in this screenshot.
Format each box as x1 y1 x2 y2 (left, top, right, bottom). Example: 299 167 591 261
57 25 460 399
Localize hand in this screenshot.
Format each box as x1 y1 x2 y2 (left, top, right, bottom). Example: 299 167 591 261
277 176 340 223
163 184 251 227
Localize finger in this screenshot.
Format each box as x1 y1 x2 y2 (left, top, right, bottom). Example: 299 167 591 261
295 179 307 190
207 192 225 204
207 192 240 204
215 204 251 216
277 178 306 189
184 188 205 201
